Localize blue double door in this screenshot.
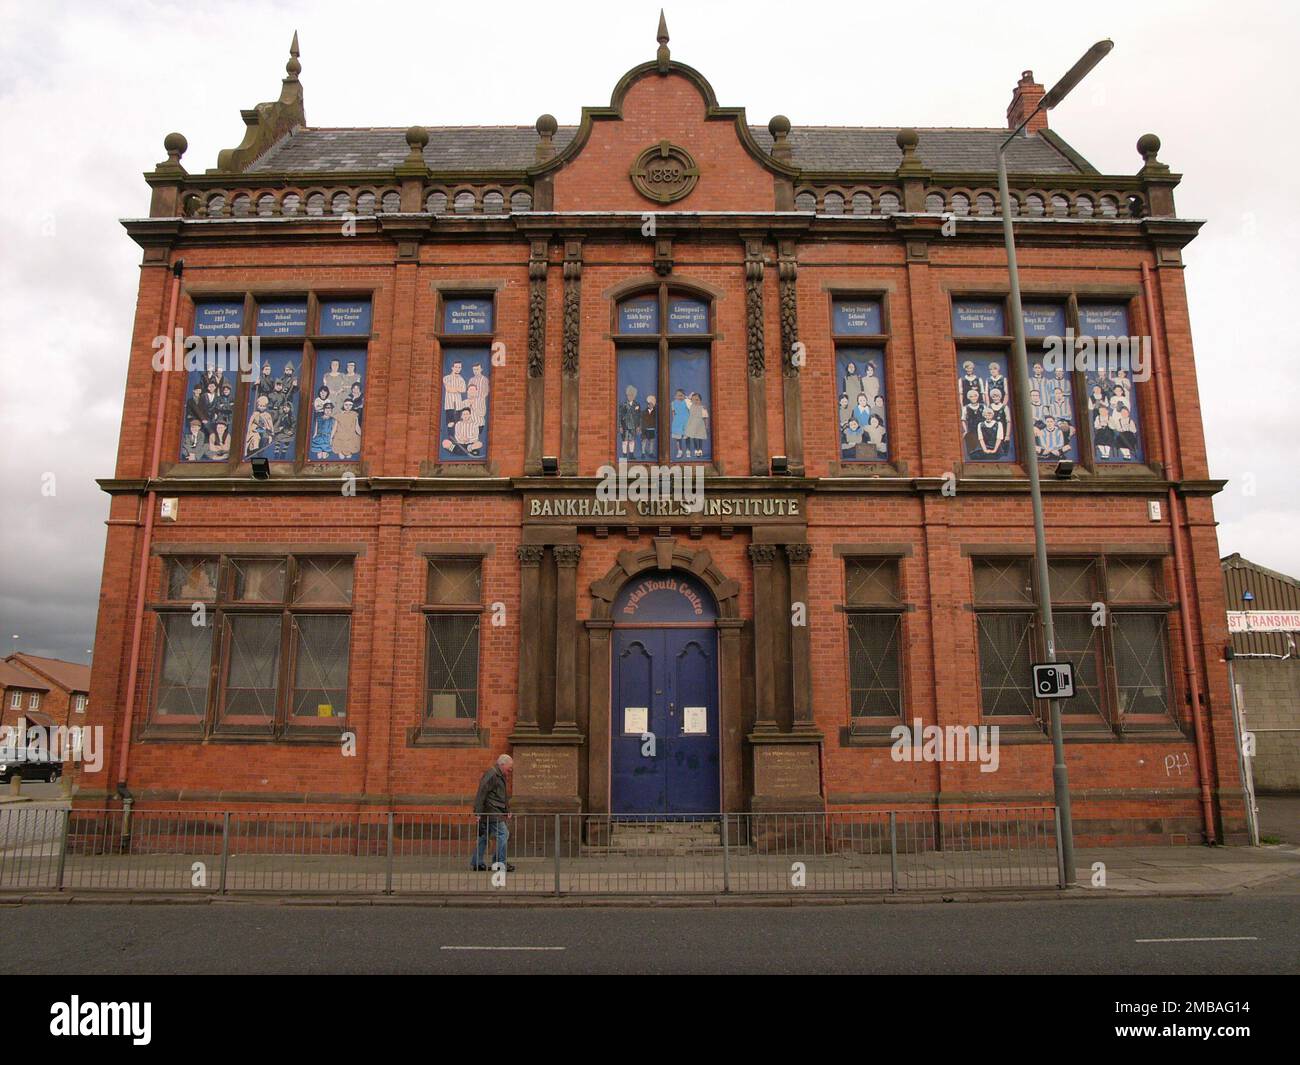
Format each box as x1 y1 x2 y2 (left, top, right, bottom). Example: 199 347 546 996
611 627 720 815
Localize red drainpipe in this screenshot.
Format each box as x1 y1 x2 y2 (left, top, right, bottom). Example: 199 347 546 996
1141 261 1217 844
116 260 184 791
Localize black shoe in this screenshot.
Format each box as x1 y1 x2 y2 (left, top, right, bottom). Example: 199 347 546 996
470 864 487 871
505 863 517 873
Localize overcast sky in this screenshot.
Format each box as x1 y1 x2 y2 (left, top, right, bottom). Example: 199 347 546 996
1 0 1297 662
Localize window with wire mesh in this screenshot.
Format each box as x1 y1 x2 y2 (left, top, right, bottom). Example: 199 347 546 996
165 557 219 601
1111 612 1170 716
845 559 902 718
973 559 1035 716
1106 558 1163 603
1051 610 1107 719
153 612 214 719
290 614 351 719
218 613 281 726
424 557 483 724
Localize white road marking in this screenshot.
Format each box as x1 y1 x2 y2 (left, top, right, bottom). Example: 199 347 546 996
440 946 566 951
1134 936 1259 943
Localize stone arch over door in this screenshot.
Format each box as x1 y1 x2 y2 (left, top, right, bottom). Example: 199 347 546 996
586 538 745 814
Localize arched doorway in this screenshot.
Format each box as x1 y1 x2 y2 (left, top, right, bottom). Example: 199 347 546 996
610 571 720 814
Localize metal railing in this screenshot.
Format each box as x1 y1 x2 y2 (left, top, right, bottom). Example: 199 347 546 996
0 805 1062 896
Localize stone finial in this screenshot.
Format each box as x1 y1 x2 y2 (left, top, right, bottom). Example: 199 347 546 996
896 128 925 173
768 115 792 163
656 10 670 71
535 114 558 162
286 31 301 81
1137 132 1169 174
163 132 187 165
404 125 429 165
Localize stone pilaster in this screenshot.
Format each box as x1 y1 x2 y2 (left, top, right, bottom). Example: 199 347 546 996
552 543 582 735
778 240 805 475
784 543 817 732
560 240 583 475
525 238 549 475
744 236 770 476
511 545 545 737
748 543 779 733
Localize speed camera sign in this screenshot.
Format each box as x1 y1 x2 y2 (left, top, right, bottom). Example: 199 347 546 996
1031 662 1075 699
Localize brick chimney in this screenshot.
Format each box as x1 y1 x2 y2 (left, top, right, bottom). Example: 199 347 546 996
1007 70 1047 134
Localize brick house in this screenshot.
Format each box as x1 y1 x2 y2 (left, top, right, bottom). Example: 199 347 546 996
80 21 1248 844
1 654 90 744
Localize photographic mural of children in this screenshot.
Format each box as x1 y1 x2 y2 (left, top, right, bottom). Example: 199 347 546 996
956 353 1015 462
438 350 489 460
619 384 642 456
640 395 657 459
670 389 689 459
178 365 238 463
684 391 709 458
332 397 362 459
838 350 889 461
1085 365 1143 462
243 395 275 459
181 418 208 462
310 401 336 460
207 417 231 462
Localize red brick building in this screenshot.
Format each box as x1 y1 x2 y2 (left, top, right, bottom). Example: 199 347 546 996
82 22 1248 843
2 654 90 742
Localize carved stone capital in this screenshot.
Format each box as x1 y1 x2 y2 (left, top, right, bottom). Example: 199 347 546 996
517 545 546 567
748 544 778 566
553 543 583 567
784 543 814 564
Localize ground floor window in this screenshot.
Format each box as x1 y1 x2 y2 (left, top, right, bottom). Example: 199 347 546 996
422 557 484 727
148 554 353 738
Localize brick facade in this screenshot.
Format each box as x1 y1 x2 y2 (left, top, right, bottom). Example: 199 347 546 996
79 27 1248 845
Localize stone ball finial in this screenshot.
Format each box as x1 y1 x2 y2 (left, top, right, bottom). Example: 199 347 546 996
164 132 188 161
896 128 919 151
405 125 429 150
768 115 791 139
1137 133 1161 161
536 114 558 138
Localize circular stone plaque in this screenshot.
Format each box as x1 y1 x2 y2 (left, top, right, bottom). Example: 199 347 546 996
629 141 700 204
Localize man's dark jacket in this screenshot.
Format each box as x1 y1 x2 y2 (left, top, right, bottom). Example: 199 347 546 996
473 766 509 820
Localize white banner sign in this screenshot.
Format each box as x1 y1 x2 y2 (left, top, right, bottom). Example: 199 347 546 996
1228 611 1300 633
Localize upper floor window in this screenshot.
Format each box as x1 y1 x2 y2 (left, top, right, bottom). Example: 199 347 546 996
28 692 40 710
952 295 1145 468
614 288 713 463
8 691 19 709
832 297 890 463
437 296 495 462
1079 303 1145 464
73 694 87 713
179 295 372 469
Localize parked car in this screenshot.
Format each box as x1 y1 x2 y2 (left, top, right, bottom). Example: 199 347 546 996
0 747 62 783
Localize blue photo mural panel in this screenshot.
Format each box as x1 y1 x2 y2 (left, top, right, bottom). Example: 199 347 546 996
243 349 304 462
1027 355 1079 462
667 348 712 461
667 297 709 335
179 301 243 463
255 300 308 337
319 299 372 336
957 352 1016 462
836 347 888 461
616 348 659 461
308 349 367 461
438 347 492 461
1079 303 1143 463
832 298 883 336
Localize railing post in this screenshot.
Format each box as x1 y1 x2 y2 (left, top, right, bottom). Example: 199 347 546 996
721 813 731 894
553 814 561 897
385 812 394 896
889 811 898 894
219 811 231 895
1053 806 1066 889
55 808 70 891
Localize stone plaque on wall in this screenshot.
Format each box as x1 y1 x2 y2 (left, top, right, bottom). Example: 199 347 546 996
513 745 580 804
752 744 821 801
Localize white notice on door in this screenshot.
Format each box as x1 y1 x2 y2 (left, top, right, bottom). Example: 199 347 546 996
624 706 648 735
683 706 707 734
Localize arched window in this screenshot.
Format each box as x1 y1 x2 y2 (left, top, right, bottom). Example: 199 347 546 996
614 286 714 463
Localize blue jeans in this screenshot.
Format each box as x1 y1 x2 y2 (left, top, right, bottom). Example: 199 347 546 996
471 817 509 869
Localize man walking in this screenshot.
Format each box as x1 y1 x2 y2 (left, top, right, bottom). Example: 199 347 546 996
471 753 514 872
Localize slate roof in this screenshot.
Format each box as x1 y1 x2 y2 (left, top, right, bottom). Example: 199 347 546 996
243 124 1090 176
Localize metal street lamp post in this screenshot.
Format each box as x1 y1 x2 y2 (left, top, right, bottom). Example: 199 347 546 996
996 39 1113 887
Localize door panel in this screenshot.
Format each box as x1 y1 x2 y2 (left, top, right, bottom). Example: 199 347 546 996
665 630 720 814
611 634 665 814
611 627 719 815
